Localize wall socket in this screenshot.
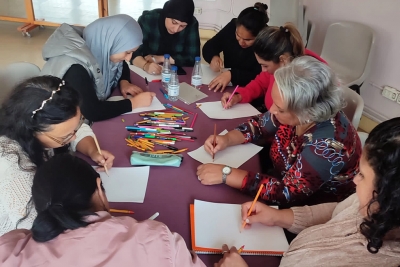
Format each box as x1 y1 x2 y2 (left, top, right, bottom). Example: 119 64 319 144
382 86 399 102
194 7 202 15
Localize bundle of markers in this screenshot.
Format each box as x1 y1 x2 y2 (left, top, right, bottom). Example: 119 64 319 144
125 103 198 154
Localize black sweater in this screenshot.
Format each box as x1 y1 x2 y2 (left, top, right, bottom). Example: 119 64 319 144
63 61 132 122
202 19 261 86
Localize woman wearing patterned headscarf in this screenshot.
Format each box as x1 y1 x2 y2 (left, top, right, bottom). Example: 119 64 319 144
41 14 155 122
130 0 200 75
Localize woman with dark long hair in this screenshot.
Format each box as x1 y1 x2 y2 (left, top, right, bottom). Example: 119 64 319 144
215 117 400 266
0 76 114 235
202 2 269 91
0 154 205 267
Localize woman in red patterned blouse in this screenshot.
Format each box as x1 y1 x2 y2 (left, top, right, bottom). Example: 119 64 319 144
197 56 362 206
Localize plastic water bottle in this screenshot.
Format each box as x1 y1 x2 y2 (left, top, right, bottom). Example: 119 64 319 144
168 66 179 102
162 54 171 88
191 56 202 90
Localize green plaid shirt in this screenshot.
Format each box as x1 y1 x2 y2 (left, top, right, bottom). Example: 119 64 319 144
131 9 200 67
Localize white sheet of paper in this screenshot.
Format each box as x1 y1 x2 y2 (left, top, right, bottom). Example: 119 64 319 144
201 64 232 85
197 101 260 119
128 63 162 81
188 130 262 168
107 96 166 115
97 166 150 203
194 200 289 253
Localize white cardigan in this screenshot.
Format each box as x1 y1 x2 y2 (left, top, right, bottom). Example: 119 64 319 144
0 123 94 236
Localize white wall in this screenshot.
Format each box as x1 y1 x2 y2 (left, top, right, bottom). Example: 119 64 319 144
194 0 269 31
194 0 400 121
303 0 400 121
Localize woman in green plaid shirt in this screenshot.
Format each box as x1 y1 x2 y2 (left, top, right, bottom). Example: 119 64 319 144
130 0 200 75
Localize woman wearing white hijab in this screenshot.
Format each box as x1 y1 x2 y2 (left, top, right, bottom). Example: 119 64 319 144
41 14 155 122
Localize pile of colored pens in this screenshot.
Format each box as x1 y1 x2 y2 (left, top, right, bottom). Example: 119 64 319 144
125 104 198 154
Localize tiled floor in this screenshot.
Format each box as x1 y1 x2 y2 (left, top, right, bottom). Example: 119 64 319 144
1 0 168 25
0 0 169 69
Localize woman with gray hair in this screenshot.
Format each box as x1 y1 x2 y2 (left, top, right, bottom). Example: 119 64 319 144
198 56 362 206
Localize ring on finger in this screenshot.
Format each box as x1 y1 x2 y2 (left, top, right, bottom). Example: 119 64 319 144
222 250 229 254
198 176 201 181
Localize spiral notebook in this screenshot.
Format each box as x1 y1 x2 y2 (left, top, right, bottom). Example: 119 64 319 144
190 200 289 256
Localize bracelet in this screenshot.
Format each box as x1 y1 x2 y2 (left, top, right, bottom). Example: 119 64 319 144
142 62 149 71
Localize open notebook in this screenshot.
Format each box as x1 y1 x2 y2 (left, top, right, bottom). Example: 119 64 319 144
190 200 289 256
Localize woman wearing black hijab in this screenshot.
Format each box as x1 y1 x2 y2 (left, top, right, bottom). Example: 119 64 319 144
130 0 200 75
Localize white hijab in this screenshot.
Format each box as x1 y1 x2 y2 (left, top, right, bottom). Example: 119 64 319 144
83 14 142 97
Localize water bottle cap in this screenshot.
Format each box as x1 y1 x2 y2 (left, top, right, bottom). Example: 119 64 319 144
195 56 201 61
164 54 170 59
171 66 178 71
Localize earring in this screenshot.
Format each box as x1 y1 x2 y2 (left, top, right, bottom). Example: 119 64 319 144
305 119 311 123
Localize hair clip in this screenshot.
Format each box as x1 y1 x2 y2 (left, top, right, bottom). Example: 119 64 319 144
280 26 289 33
31 80 65 118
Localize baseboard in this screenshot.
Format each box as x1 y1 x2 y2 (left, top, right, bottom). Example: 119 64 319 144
359 106 385 133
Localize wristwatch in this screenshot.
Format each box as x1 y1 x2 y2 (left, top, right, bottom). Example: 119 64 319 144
222 166 232 184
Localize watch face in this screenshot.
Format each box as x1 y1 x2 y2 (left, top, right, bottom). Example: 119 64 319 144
222 166 231 175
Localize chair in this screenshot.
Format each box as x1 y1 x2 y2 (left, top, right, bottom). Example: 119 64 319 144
305 20 315 48
0 62 41 106
341 86 364 129
321 21 375 94
357 132 369 148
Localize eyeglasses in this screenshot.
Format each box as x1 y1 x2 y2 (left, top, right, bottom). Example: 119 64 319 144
42 115 85 146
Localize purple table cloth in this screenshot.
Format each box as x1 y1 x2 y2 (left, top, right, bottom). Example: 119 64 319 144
83 68 282 267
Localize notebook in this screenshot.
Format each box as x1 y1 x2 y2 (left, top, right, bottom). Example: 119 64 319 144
190 200 289 256
178 82 208 105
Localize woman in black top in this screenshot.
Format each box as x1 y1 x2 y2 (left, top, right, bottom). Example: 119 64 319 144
202 2 269 92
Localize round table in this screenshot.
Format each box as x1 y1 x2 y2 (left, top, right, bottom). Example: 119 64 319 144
81 68 282 267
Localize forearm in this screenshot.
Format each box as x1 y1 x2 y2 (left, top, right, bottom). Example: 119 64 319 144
75 136 97 158
226 129 246 146
133 56 149 69
273 209 294 229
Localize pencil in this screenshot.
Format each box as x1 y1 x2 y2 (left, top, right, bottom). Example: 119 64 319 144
224 85 239 109
212 123 217 161
238 245 245 254
240 184 264 232
145 77 149 91
93 135 109 177
190 113 198 128
110 208 134 214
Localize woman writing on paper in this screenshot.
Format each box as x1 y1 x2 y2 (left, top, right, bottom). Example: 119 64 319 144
215 118 400 267
0 154 206 267
221 23 326 112
198 57 361 206
202 2 269 92
130 0 201 74
0 76 114 236
41 15 155 122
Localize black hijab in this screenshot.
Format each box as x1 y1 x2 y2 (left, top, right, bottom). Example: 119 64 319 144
157 0 195 55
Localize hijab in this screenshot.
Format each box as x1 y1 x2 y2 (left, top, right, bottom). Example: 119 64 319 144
83 14 142 97
162 0 195 24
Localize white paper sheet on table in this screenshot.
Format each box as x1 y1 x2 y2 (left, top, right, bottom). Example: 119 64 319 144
128 63 162 81
107 95 166 114
197 101 260 119
188 130 262 168
194 200 289 254
97 166 150 203
201 63 232 86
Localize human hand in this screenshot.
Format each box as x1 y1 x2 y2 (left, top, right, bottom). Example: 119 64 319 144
90 149 115 172
221 92 242 109
130 92 156 109
120 80 143 98
214 244 248 267
144 62 162 75
241 201 280 228
208 71 232 92
204 134 230 155
210 56 223 72
197 164 227 185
